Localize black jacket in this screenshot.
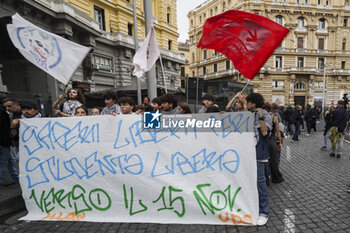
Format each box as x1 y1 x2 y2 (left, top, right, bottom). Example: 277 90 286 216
332 107 349 133
0 106 11 147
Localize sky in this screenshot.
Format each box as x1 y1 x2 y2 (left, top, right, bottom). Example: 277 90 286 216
177 0 207 42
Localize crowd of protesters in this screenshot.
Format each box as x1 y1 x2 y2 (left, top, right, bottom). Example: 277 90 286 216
1 88 350 226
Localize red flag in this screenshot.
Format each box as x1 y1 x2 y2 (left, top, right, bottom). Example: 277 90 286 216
197 10 289 80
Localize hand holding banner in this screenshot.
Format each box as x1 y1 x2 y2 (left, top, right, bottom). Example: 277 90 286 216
198 10 289 80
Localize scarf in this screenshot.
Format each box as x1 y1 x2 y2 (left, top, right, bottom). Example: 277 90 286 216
101 104 121 115
62 100 82 115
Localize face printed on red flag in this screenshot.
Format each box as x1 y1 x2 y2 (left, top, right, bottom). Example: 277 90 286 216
198 10 289 80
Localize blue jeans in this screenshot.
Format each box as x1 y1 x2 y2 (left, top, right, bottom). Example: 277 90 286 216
0 146 19 185
257 161 269 216
323 133 328 147
292 122 300 140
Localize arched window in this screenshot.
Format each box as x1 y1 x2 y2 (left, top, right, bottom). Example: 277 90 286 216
222 2 226 12
275 15 283 25
295 82 306 90
215 6 218 13
298 17 305 28
199 15 202 24
204 13 206 20
210 9 213 16
319 18 326 29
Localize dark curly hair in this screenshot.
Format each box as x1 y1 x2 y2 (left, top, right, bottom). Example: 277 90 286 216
102 90 117 101
160 93 178 108
246 93 264 109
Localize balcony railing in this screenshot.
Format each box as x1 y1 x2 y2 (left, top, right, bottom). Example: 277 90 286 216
288 67 316 72
295 48 307 53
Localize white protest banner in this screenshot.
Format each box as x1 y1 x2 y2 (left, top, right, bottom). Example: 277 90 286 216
19 112 259 225
6 13 90 85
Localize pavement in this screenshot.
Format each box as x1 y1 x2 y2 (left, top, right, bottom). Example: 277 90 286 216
0 123 350 233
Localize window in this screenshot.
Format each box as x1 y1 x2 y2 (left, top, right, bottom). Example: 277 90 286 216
214 63 217 72
181 67 185 76
344 18 348 27
347 0 349 6
127 23 133 36
298 17 304 28
318 0 321 4
191 20 193 28
275 15 282 25
342 61 346 69
192 71 195 77
215 50 219 56
203 66 206 75
342 39 346 51
297 57 304 67
181 79 185 88
215 6 218 13
314 82 323 88
305 0 308 4
318 58 325 69
276 56 282 68
167 7 171 23
295 82 306 90
296 0 300 4
272 81 284 89
319 18 326 29
222 2 226 12
226 60 230 70
325 0 329 5
297 37 304 48
94 6 105 30
168 40 172 50
200 16 202 24
192 53 195 63
318 38 324 50
210 9 213 16
93 54 113 71
204 13 206 20
203 50 207 59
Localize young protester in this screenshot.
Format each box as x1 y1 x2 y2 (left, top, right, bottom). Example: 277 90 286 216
151 97 162 112
91 107 101 116
206 104 220 113
198 94 214 113
225 92 247 112
53 88 85 117
160 93 180 115
119 97 136 115
177 102 192 114
245 93 272 226
134 105 145 115
75 106 88 116
101 90 121 115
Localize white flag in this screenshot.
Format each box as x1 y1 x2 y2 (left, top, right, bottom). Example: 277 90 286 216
132 26 160 78
6 13 91 85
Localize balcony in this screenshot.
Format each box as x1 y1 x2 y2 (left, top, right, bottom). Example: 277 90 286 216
275 47 286 52
295 27 307 33
317 49 328 54
288 67 316 73
345 6 350 10
295 48 307 53
332 69 350 74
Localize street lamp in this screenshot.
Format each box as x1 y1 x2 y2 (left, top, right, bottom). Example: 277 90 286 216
321 62 332 111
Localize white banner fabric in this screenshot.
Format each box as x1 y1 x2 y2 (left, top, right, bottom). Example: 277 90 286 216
7 13 90 85
19 113 259 225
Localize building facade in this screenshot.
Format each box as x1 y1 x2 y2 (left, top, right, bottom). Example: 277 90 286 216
188 0 350 108
0 0 185 115
178 40 190 89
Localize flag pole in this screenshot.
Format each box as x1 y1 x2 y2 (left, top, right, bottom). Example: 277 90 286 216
229 75 250 111
133 0 142 105
144 0 157 100
159 54 167 93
